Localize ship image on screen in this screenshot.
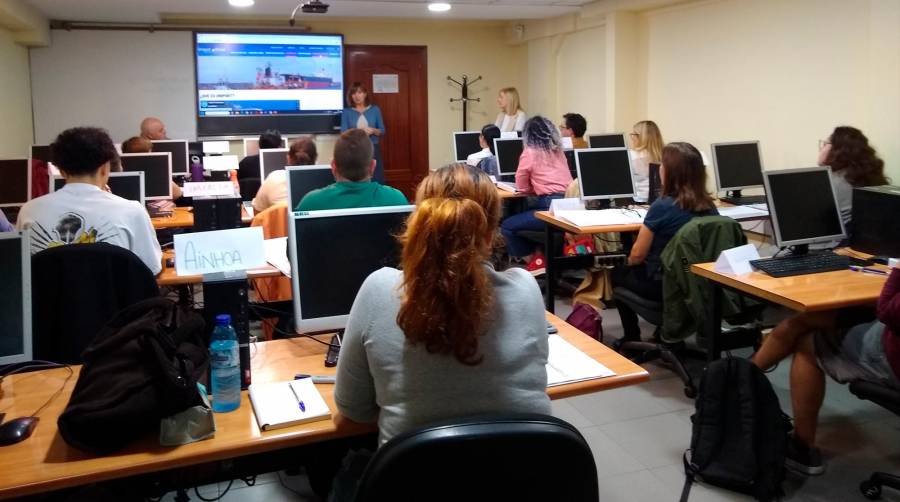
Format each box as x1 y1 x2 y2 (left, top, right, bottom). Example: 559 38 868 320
196 33 343 116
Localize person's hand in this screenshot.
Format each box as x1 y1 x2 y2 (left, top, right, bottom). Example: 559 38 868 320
364 127 379 136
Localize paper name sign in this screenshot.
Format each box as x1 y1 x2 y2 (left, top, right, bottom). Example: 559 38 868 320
560 136 574 149
549 197 585 214
174 227 265 276
203 155 239 171
714 243 761 275
500 131 518 139
181 182 236 197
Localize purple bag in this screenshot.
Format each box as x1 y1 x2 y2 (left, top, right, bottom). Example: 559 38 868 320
565 303 603 341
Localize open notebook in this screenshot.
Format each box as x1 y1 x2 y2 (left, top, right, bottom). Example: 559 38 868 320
546 335 616 386
248 377 332 431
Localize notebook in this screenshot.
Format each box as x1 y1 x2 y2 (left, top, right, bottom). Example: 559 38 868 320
248 377 332 431
546 335 616 386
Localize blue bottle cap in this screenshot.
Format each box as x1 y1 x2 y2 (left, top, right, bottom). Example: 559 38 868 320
215 314 232 326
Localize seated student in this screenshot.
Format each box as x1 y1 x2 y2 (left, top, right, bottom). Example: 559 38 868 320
818 126 888 229
752 269 900 475
611 142 717 341
295 129 407 211
465 124 502 176
16 127 162 275
499 116 573 276
331 163 550 497
121 136 183 201
253 137 318 212
629 120 664 203
238 130 283 181
0 209 13 232
560 113 588 149
139 116 168 141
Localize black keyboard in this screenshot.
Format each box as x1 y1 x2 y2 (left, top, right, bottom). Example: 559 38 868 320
750 251 850 278
720 195 767 206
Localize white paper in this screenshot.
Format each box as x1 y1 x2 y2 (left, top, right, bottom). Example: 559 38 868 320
500 131 518 139
263 237 292 278
560 136 574 149
546 335 616 386
248 378 331 431
203 155 239 171
554 208 647 227
496 181 519 193
181 181 236 197
549 197 585 214
714 243 760 275
372 74 399 93
717 205 769 221
174 227 265 276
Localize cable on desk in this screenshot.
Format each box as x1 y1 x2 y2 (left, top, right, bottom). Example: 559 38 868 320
29 365 74 419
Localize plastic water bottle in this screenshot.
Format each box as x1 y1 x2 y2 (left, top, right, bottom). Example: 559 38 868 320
190 156 205 182
210 314 241 413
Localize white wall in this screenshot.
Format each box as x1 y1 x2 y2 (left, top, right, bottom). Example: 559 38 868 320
0 27 33 157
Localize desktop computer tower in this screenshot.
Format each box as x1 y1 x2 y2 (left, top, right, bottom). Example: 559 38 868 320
851 185 900 258
192 195 242 232
203 278 252 389
217 195 243 229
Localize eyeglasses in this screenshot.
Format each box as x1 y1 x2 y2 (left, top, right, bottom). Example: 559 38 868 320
818 139 831 149
629 132 640 137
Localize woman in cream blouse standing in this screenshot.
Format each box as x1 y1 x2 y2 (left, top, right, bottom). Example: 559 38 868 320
341 82 386 183
494 87 527 133
629 120 665 203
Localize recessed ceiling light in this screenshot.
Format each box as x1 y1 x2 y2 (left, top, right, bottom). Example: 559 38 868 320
428 2 452 12
229 0 254 7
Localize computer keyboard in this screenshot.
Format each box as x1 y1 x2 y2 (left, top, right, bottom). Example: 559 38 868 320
750 251 850 278
720 195 768 206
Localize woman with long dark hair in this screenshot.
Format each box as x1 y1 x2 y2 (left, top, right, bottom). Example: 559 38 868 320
818 126 888 227
341 82 386 183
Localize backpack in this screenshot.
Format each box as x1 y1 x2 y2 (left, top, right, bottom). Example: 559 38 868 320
565 303 603 341
58 298 208 454
681 357 792 502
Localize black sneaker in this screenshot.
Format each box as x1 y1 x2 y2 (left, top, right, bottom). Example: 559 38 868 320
785 436 825 476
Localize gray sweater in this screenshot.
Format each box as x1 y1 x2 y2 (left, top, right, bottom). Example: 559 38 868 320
334 266 551 445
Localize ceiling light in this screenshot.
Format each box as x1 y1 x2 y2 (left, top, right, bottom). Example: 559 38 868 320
229 0 254 7
428 2 452 12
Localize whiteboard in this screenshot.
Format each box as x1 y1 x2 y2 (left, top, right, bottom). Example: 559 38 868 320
30 30 198 144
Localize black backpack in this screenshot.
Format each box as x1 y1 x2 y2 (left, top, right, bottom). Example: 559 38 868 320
58 298 208 454
681 357 792 502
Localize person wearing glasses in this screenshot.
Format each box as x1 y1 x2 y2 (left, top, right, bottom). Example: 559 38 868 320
628 120 665 203
559 113 588 149
817 126 887 229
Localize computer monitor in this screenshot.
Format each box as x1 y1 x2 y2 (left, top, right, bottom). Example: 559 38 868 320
564 150 577 179
50 172 146 205
648 163 662 204
151 139 190 176
243 137 287 158
286 165 335 209
289 205 414 333
259 148 289 180
762 166 846 251
711 141 764 193
575 148 636 201
202 141 231 155
119 152 172 200
587 133 627 149
0 231 32 364
0 159 29 207
494 138 524 176
850 185 900 258
453 131 482 162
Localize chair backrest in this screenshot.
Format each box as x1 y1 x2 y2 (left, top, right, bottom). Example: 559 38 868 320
31 243 160 364
850 380 900 416
239 177 261 201
354 413 599 502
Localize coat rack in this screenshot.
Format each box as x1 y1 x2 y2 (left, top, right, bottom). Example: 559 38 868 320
447 74 482 131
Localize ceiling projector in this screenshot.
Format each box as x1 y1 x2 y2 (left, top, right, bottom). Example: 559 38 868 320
290 0 329 24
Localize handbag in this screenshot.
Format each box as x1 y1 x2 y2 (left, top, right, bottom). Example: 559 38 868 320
565 303 603 342
58 298 208 454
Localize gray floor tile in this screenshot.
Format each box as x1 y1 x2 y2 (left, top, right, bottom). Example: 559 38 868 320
600 411 692 469
595 469 677 502
651 465 755 502
551 398 593 429
568 382 671 425
578 426 646 480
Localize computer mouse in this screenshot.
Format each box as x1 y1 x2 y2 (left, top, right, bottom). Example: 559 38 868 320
0 416 39 446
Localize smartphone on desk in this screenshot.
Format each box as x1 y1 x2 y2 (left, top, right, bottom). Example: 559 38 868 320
324 333 342 367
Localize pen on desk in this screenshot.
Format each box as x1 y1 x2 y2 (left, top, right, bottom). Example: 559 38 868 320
294 374 336 384
849 265 889 276
288 382 306 412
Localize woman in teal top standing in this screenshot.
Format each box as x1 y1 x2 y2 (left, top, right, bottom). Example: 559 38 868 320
341 82 385 183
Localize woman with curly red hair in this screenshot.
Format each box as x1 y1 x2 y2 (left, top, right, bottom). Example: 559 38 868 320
819 126 888 229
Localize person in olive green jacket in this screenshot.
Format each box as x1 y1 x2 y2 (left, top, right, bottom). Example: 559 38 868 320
296 129 408 211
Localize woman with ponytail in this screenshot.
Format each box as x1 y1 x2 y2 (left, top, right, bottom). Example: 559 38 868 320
333 163 551 448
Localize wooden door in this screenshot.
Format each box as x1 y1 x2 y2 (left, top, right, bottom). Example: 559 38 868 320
345 45 428 198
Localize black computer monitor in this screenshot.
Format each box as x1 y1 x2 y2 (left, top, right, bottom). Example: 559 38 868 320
0 159 29 207
453 131 482 161
575 148 636 201
119 152 172 200
50 172 145 205
260 148 289 180
587 133 627 149
0 231 32 364
648 163 662 204
286 165 335 209
564 150 577 179
151 140 190 176
850 185 900 258
711 141 764 193
763 167 846 250
289 205 414 333
494 138 524 176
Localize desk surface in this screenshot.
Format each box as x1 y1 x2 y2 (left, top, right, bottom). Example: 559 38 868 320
151 207 253 230
535 210 642 234
0 313 647 499
691 261 887 312
496 187 527 199
156 250 282 287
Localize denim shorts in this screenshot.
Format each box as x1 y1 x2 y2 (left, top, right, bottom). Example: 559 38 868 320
815 320 900 390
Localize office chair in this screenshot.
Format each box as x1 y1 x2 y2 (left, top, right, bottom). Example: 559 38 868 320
239 177 261 201
354 413 599 502
850 381 900 500
31 243 160 364
612 216 762 398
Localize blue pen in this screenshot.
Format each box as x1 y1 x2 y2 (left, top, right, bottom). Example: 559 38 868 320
289 382 306 412
849 265 888 276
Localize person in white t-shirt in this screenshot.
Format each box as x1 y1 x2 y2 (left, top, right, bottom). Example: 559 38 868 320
493 87 527 133
628 120 665 203
253 136 318 212
16 127 163 275
465 124 501 176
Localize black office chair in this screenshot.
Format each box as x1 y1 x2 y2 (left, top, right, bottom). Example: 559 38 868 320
32 243 160 364
239 177 261 201
354 413 599 502
850 381 900 500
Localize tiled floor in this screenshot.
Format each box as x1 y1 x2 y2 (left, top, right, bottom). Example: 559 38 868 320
162 298 900 502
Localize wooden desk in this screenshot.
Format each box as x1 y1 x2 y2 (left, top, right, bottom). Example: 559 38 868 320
0 313 647 499
535 210 642 234
151 207 253 230
496 187 527 200
156 250 283 287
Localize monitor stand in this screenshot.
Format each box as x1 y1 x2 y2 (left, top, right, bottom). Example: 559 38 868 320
720 189 767 206
787 244 809 256
586 199 612 211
